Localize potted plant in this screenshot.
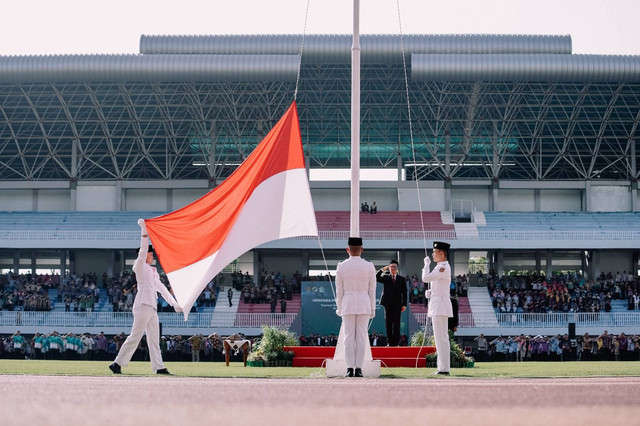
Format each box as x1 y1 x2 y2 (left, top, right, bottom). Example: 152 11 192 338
410 330 474 368
247 325 298 367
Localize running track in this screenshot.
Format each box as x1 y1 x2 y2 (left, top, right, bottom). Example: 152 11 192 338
2 375 639 425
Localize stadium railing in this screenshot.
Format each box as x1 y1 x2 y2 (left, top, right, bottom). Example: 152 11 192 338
2 229 640 240
0 311 297 329
4 311 638 330
414 312 640 328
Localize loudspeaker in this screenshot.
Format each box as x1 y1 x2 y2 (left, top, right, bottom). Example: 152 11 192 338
568 322 576 340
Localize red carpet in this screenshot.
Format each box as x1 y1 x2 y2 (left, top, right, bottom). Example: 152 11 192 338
283 346 436 367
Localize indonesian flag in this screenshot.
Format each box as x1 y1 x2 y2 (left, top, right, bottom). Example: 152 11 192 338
144 102 317 318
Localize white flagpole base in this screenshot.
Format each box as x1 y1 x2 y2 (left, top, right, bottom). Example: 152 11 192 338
326 359 381 377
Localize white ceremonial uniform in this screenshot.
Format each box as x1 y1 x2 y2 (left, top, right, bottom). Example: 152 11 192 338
335 255 377 369
115 236 180 371
422 259 453 373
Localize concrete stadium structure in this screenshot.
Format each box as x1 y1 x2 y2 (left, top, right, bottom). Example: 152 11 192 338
1 33 640 335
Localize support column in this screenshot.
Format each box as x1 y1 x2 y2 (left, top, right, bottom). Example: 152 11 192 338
32 189 38 211
398 249 407 276
592 250 601 280
70 139 78 211
13 250 20 274
69 181 77 211
166 189 173 212
31 250 37 274
583 181 591 212
444 180 452 212
631 139 637 211
491 180 499 211
546 250 553 279
107 250 116 277
69 251 76 275
487 250 495 275
116 180 123 211
534 189 541 212
302 250 310 277
535 251 542 275
496 250 504 278
60 250 67 276
444 131 451 179
448 250 456 277
397 152 403 182
253 250 261 286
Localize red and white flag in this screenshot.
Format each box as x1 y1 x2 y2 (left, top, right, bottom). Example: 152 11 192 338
144 102 317 318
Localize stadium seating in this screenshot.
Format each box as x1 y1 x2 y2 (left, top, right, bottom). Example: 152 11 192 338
480 211 640 234
236 294 301 314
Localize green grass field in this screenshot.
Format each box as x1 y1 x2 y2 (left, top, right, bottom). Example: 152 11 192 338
0 360 638 378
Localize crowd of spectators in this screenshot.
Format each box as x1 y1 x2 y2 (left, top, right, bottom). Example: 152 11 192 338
0 273 56 311
57 272 101 312
0 330 250 362
474 330 640 362
487 270 640 314
405 272 468 306
239 270 297 309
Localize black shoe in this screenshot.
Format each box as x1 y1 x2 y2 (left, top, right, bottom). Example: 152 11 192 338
345 368 354 377
435 371 450 376
108 362 121 374
354 368 363 377
156 368 173 375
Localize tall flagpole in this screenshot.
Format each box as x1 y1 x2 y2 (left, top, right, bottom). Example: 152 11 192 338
350 0 361 238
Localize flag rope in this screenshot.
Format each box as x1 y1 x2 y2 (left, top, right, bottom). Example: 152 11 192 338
396 0 434 365
396 0 428 257
294 0 311 101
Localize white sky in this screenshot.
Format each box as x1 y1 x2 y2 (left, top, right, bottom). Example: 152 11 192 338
0 0 638 56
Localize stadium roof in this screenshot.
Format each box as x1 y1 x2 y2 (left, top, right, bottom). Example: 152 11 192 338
0 34 639 182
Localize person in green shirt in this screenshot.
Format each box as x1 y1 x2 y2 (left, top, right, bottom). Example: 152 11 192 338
32 332 44 359
11 331 25 359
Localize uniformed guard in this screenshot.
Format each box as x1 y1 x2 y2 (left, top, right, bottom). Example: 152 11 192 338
335 237 377 377
422 241 453 376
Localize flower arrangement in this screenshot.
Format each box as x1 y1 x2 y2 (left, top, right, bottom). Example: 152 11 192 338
247 325 298 366
410 329 474 368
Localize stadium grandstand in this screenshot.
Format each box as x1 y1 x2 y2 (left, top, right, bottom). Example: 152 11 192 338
1 33 640 339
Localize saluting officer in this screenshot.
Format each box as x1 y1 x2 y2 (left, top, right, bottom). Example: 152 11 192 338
335 237 377 377
422 241 453 376
376 260 408 346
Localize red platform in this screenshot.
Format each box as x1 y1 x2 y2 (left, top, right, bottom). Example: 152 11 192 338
283 346 436 367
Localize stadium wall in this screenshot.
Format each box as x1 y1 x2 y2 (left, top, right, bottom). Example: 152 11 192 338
589 184 631 212
0 182 636 213
597 251 633 278
540 189 582 211
398 187 447 211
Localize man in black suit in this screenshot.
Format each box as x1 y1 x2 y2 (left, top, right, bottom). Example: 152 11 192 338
376 260 408 346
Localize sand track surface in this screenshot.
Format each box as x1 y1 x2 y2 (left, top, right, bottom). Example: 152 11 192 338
2 375 639 425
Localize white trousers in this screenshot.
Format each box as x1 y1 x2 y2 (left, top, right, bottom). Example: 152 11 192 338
115 304 164 371
342 314 370 369
432 315 450 372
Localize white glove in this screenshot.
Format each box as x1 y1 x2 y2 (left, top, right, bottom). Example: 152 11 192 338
424 256 431 267
369 312 375 319
425 289 432 299
138 219 147 233
174 306 183 313
335 309 342 316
